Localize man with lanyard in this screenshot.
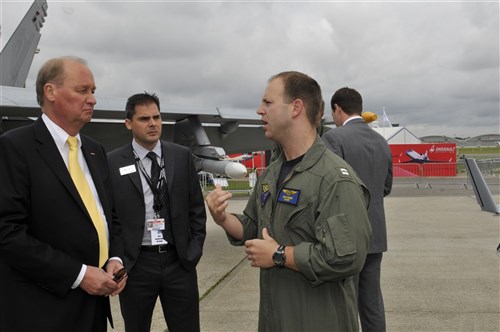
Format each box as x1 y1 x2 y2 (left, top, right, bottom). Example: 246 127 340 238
108 92 206 332
133 148 171 246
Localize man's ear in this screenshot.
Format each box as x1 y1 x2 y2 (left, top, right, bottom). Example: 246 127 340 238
124 118 132 130
291 99 304 118
44 83 57 102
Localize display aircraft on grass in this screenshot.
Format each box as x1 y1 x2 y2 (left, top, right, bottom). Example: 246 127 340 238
0 0 274 179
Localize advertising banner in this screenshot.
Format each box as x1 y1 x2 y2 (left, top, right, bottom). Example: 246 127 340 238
391 143 457 176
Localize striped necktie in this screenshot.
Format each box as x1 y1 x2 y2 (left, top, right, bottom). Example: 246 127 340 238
67 136 109 267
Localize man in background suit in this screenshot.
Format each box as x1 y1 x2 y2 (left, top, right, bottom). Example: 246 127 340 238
322 87 393 332
108 92 206 332
0 56 125 332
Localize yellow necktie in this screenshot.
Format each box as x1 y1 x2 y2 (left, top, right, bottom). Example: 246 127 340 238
67 136 109 268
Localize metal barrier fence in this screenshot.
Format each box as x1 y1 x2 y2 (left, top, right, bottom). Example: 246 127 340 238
393 162 456 177
198 170 257 193
474 159 500 175
199 161 499 193
394 159 500 189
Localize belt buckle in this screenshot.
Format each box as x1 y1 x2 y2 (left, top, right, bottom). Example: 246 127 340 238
158 245 167 253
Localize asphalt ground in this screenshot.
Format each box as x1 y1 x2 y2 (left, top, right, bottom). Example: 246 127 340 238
109 177 500 331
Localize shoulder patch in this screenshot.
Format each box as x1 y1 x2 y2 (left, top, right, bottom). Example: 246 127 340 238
261 183 271 206
336 167 352 178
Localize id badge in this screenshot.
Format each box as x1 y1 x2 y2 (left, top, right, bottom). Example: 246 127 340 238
146 218 165 231
146 218 168 245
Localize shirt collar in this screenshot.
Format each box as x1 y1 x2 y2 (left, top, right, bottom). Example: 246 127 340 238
42 113 82 151
343 115 362 126
132 139 162 160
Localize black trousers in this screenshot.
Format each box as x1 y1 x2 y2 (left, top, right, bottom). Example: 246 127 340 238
119 250 200 332
354 252 386 332
92 296 109 332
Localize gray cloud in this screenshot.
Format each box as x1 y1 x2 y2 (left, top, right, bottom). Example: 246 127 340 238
2 0 498 138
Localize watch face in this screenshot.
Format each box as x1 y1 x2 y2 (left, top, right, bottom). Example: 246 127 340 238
272 252 282 265
272 246 286 267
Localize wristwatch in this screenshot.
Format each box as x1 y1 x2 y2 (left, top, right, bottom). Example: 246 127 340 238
272 245 286 267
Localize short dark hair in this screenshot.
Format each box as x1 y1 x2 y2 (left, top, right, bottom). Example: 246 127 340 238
270 71 323 127
125 92 160 119
36 56 87 107
331 87 363 116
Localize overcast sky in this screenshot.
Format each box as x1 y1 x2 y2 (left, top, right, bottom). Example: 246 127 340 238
1 0 499 138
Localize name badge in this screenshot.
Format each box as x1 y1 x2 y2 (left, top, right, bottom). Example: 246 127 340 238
146 218 168 245
278 188 300 205
119 164 137 176
147 218 165 231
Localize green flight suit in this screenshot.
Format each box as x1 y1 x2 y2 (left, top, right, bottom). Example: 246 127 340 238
228 137 371 332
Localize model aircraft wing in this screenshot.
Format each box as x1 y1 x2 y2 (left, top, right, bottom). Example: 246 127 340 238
0 0 48 87
464 158 500 214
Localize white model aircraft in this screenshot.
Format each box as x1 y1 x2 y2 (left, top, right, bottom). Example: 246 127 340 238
0 0 273 179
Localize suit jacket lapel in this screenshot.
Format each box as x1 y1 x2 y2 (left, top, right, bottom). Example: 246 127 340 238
121 144 143 198
33 119 90 217
81 137 110 217
161 142 175 195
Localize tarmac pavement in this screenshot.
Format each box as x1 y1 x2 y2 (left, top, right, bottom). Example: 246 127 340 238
109 181 500 331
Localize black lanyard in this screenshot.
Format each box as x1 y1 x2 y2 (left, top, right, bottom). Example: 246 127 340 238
133 150 166 217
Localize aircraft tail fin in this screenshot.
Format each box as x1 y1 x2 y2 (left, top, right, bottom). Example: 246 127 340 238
464 158 500 214
0 0 48 87
381 107 393 128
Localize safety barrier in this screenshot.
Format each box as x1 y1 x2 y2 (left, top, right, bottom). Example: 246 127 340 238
199 161 499 193
393 162 457 177
394 159 499 189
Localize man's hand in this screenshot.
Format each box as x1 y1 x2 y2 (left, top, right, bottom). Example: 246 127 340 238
244 228 279 268
80 266 118 297
105 260 127 296
205 184 232 224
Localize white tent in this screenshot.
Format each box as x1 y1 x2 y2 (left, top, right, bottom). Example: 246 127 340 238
372 127 421 144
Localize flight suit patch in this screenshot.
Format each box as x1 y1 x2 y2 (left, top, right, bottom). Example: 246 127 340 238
261 184 270 206
337 167 352 178
278 188 300 205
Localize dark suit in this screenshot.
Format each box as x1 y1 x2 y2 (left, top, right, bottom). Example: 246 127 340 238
0 118 123 332
107 141 206 332
323 118 393 332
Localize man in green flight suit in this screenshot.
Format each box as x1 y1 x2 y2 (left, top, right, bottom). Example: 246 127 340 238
205 71 372 331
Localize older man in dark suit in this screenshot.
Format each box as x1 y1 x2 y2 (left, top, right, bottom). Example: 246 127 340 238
107 92 206 332
0 56 125 332
322 87 393 332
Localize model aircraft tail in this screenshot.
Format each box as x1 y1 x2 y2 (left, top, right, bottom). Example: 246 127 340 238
464 158 500 214
381 108 392 128
0 0 48 87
